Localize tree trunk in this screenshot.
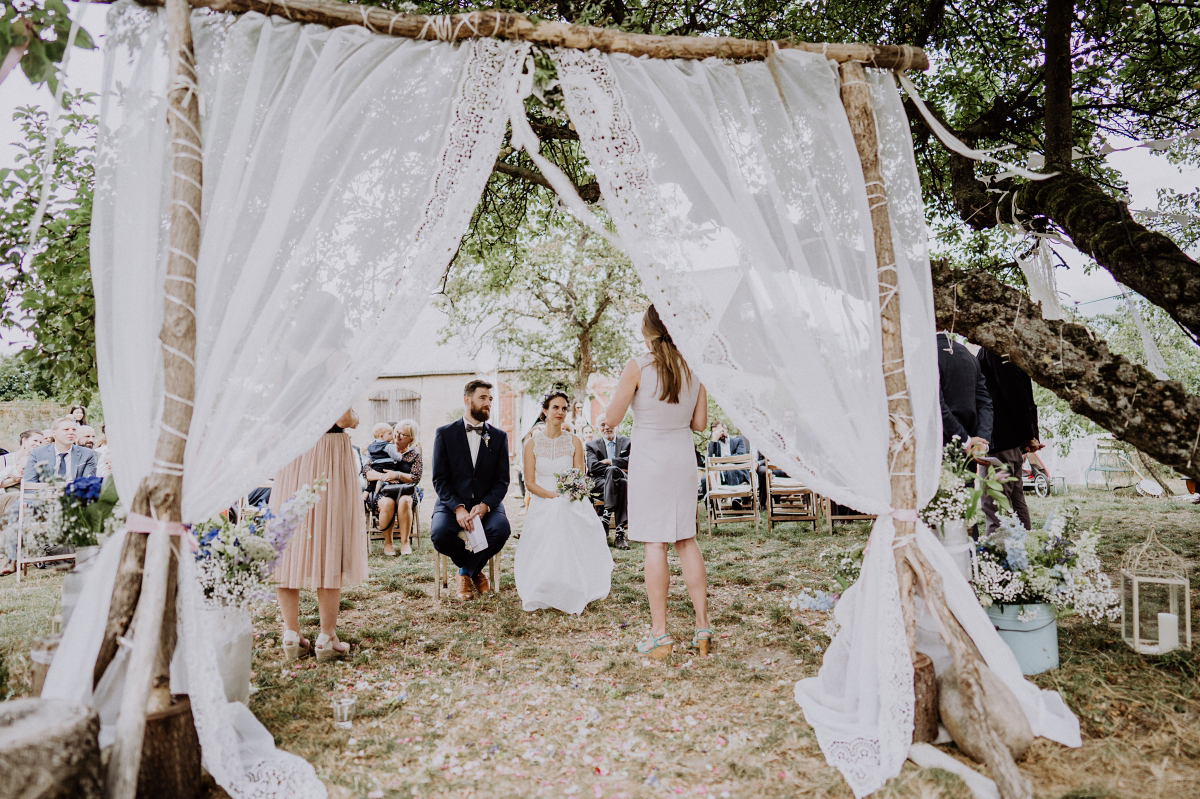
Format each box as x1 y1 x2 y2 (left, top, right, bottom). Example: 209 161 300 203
931 262 1200 481
1042 0 1074 167
136 698 201 799
575 326 594 405
0 699 103 799
912 653 939 744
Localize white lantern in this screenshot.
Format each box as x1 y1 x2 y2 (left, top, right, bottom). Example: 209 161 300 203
1120 530 1192 654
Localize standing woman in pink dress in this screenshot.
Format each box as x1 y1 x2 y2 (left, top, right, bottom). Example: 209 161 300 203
273 408 368 662
605 306 710 659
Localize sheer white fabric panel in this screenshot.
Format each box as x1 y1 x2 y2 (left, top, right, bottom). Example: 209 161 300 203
554 49 894 514
92 2 527 520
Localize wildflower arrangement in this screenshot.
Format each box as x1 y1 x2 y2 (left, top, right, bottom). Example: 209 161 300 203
970 506 1119 623
819 542 866 591
29 465 120 549
193 482 323 610
555 468 595 502
921 439 1010 527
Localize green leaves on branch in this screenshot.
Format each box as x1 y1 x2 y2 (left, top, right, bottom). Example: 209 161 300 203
0 92 98 403
1 1 95 98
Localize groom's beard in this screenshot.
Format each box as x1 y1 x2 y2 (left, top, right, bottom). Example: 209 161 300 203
468 404 490 423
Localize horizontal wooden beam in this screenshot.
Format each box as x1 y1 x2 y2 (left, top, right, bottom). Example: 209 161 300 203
129 0 928 70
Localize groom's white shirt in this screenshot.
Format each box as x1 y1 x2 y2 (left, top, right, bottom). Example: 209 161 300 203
464 417 483 465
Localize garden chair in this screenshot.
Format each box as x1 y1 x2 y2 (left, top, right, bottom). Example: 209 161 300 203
1084 438 1138 489
704 454 759 534
764 463 819 532
15 480 72 584
821 497 876 534
432 549 498 601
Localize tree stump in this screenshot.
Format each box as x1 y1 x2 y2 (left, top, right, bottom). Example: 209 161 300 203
136 697 201 799
0 698 103 799
911 652 938 743
938 664 1034 762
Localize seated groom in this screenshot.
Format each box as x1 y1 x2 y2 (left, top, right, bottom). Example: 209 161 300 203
431 380 511 601
584 420 630 550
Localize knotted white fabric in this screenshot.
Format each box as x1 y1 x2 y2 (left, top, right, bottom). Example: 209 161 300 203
65 3 528 797
552 49 1080 795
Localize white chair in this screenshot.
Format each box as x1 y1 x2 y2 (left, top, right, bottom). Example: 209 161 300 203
16 480 72 583
704 454 759 534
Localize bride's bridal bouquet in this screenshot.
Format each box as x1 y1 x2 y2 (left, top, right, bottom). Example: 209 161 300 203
555 469 596 503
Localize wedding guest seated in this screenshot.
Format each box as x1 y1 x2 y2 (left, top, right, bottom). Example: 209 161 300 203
707 421 750 484
24 417 97 484
368 420 422 556
0 430 48 576
584 420 630 550
755 451 789 510
68 405 88 426
76 425 96 449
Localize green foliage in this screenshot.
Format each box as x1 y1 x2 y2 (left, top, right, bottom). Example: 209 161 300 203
441 214 646 398
0 0 94 97
1091 297 1200 396
0 351 50 400
0 92 97 403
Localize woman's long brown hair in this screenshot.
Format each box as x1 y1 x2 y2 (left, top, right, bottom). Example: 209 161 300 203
643 305 692 404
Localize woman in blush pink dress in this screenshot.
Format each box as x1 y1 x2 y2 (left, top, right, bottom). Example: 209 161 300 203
604 306 711 659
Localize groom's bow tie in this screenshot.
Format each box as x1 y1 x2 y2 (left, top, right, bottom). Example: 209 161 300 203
466 423 486 433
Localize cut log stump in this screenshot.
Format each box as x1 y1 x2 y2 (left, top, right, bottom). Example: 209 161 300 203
0 698 103 799
136 697 201 799
912 652 938 744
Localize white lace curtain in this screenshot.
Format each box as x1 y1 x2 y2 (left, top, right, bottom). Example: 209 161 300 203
552 50 1080 796
55 4 528 797
93 2 526 522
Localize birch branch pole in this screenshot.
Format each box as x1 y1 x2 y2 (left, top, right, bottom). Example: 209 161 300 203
127 0 928 69
103 0 203 795
838 61 1032 799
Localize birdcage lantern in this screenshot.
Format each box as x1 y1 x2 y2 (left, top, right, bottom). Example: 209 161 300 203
1120 530 1192 654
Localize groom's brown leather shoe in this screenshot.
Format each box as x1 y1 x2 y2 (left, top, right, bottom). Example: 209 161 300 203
456 575 474 601
473 572 491 594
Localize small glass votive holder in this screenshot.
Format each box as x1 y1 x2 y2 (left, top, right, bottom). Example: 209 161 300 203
332 697 356 729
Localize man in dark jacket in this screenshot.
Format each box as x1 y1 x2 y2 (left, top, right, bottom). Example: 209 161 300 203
937 331 993 457
584 421 631 549
976 347 1040 533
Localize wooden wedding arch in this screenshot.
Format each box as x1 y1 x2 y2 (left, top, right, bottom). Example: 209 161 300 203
88 2 1030 798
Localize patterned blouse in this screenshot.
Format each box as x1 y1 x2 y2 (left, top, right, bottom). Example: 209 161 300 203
399 446 423 484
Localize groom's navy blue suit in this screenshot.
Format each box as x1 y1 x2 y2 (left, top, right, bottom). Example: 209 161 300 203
430 418 511 576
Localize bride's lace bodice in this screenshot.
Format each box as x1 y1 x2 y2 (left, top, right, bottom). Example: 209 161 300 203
532 430 576 489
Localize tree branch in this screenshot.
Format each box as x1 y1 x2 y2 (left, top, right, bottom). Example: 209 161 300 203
492 160 601 203
1043 0 1074 166
932 262 1200 480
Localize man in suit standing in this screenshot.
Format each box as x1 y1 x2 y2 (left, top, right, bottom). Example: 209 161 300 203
24 417 97 484
977 347 1040 533
430 380 511 601
937 332 993 458
585 420 631 550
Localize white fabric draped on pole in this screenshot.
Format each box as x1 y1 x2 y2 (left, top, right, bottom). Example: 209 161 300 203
552 50 1080 795
51 3 528 797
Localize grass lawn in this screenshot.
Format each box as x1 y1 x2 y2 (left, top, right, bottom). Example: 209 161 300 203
2 489 1197 799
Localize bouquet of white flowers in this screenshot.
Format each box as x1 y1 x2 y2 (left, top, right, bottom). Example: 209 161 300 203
921 439 1010 527
193 482 324 610
971 506 1119 623
555 468 595 502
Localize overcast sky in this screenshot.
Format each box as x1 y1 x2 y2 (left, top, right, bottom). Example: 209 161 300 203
0 2 1197 354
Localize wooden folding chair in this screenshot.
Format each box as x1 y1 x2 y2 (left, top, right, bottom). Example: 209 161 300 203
764 463 819 532
704 454 759 534
16 480 72 583
821 497 876 534
432 549 497 600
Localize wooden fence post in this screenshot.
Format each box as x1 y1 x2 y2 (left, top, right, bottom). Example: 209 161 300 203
837 61 1032 799
104 0 203 795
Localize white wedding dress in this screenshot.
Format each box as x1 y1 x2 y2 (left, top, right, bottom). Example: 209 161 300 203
515 430 613 614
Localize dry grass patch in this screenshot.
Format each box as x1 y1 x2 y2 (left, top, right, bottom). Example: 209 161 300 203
1 490 1197 798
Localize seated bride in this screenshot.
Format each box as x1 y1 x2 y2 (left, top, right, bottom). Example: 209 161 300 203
515 390 613 615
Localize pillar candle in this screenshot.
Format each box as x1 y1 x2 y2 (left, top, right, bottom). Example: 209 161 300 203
1158 612 1180 653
